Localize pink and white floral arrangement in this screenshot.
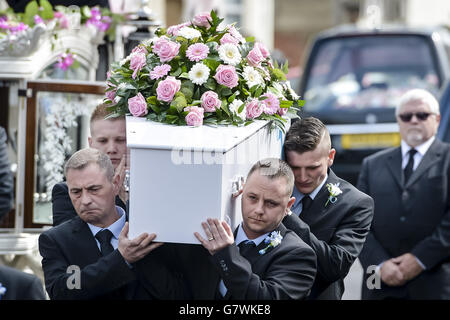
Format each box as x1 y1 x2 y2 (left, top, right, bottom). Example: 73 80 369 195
105 11 303 129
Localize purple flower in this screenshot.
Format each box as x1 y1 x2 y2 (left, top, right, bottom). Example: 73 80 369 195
56 53 75 71
9 22 28 34
34 15 44 25
150 64 171 80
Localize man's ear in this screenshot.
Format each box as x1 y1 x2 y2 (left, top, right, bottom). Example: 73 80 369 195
287 196 295 210
328 148 336 167
88 136 93 148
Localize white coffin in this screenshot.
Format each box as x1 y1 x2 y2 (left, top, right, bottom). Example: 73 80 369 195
126 116 289 244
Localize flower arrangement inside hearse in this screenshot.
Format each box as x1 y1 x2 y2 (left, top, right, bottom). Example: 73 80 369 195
105 10 303 129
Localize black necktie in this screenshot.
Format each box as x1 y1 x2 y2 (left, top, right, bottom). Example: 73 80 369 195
238 240 255 258
301 195 313 214
404 149 417 184
95 229 114 256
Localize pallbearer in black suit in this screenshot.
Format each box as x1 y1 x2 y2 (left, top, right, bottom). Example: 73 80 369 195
0 265 46 300
194 158 317 300
52 104 128 226
282 117 374 300
39 148 185 299
358 89 450 299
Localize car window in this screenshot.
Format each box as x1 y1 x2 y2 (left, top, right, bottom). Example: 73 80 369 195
304 35 441 113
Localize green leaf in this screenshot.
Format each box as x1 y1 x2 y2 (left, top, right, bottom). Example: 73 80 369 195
179 72 190 79
280 100 293 108
254 86 263 98
220 87 232 97
204 58 220 71
181 80 194 101
24 1 39 25
204 78 216 91
39 0 54 20
171 67 182 77
282 61 289 75
245 36 255 43
237 103 245 114
170 93 187 112
271 68 287 81
228 92 236 103
221 99 231 117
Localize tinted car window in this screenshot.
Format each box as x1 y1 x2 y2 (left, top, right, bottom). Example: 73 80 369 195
303 35 441 119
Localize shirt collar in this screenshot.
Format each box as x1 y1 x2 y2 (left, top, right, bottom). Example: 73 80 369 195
87 206 126 240
235 223 269 247
292 173 328 207
401 136 435 158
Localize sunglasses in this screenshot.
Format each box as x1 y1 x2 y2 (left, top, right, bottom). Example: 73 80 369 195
398 112 434 122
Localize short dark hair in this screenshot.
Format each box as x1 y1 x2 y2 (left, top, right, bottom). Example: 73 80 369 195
284 117 330 154
247 158 295 196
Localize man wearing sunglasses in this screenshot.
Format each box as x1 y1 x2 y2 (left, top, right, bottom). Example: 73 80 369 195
357 88 450 300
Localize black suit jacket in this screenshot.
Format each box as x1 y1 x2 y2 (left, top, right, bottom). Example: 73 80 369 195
52 182 126 226
177 223 317 300
357 138 450 299
0 265 46 300
283 169 374 300
39 216 187 300
0 127 13 221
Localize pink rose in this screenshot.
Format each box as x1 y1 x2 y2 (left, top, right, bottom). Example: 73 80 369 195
150 64 171 80
201 91 221 112
277 107 288 116
193 12 212 28
220 33 239 45
186 43 209 62
247 46 264 67
130 52 146 79
255 42 270 59
128 93 148 117
261 92 280 115
152 37 180 63
184 106 204 126
214 65 239 89
131 45 148 55
105 88 116 101
227 25 245 44
156 76 181 102
245 99 263 119
167 21 191 36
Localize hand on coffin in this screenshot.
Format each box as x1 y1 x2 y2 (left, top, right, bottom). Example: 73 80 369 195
194 218 234 255
115 154 129 203
118 222 163 264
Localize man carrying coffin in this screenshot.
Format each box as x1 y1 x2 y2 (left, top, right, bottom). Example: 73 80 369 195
194 158 317 300
39 148 187 299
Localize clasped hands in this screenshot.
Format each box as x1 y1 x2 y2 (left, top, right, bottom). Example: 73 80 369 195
380 253 424 286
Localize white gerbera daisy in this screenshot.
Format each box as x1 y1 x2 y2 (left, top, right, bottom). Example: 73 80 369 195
177 27 201 39
188 63 210 85
242 66 263 88
218 43 242 66
229 99 246 121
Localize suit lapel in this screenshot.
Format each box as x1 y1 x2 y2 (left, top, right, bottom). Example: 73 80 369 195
405 139 442 188
70 217 102 263
300 170 339 224
386 148 403 189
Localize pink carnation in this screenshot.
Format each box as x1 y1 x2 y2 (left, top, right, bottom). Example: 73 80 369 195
150 64 171 80
227 25 245 44
184 106 204 126
152 37 180 63
261 92 280 115
186 43 209 62
156 76 181 102
192 12 212 28
128 93 148 117
201 91 221 112
130 52 147 79
246 99 263 119
214 65 239 89
220 33 239 45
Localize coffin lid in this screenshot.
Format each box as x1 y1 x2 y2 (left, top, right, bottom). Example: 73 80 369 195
126 116 271 153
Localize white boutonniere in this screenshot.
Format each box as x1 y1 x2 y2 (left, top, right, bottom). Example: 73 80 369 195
325 183 342 207
0 282 6 300
259 231 283 255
